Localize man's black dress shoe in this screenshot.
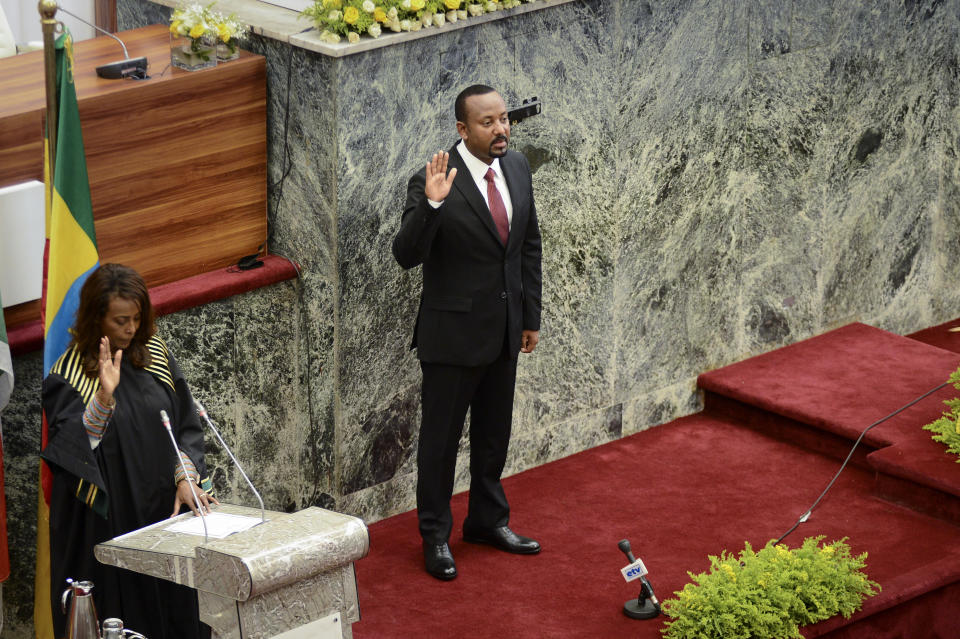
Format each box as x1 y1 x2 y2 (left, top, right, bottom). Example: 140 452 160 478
463 526 541 554
423 542 457 580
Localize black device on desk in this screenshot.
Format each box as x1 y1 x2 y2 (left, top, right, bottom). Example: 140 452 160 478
58 7 149 79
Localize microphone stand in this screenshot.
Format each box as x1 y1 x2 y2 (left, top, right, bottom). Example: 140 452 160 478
56 6 148 79
618 539 660 620
195 400 266 523
160 410 208 543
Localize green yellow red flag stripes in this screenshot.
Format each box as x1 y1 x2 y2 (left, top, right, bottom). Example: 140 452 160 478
36 30 99 639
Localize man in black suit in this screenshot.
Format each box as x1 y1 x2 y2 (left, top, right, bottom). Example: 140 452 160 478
393 84 543 580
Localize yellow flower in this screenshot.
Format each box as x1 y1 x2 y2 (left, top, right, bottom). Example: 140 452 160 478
374 7 387 22
822 545 835 555
189 23 206 39
410 0 425 10
444 0 461 8
217 23 231 42
169 20 182 34
343 6 359 23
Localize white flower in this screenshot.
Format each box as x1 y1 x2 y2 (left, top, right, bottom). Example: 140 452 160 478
457 9 467 19
410 19 422 30
446 10 457 21
319 29 341 43
484 1 498 12
362 0 376 12
399 18 412 30
467 4 483 16
347 31 360 43
401 0 412 9
433 12 446 26
388 7 398 19
368 22 382 37
328 10 342 21
421 13 432 26
389 18 401 31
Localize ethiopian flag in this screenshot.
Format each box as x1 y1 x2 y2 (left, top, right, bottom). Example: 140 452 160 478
0 289 12 583
35 31 99 639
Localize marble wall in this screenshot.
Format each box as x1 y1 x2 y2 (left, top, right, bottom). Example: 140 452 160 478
3 0 958 635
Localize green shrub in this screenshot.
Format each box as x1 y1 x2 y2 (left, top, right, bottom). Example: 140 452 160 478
922 366 960 462
660 537 880 639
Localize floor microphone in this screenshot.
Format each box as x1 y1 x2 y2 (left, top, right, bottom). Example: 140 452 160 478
160 409 208 542
618 539 660 620
195 400 266 523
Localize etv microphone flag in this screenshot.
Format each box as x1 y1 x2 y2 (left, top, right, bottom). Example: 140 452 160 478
621 558 648 583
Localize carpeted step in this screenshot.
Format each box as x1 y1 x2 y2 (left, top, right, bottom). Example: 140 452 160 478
698 323 960 521
907 318 960 354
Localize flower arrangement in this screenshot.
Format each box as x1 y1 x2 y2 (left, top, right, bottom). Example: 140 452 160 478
660 537 879 639
922 365 960 462
169 3 219 70
211 11 249 60
301 0 542 43
170 3 216 41
302 0 381 43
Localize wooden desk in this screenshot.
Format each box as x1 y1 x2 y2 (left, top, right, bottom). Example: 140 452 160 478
1 24 267 326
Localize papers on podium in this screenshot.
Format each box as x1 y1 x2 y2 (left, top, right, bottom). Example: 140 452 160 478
165 511 263 539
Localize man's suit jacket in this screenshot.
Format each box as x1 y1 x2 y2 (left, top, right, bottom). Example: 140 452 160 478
393 143 542 367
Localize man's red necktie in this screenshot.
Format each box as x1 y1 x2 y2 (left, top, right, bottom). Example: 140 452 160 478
484 167 510 245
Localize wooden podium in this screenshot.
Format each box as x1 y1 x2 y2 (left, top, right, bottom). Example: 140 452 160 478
95 504 369 639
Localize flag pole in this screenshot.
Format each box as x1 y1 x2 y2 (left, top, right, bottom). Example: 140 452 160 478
39 0 59 183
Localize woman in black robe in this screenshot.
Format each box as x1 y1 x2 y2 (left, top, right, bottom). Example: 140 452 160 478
42 264 217 639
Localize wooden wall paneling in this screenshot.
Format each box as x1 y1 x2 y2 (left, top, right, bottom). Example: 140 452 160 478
79 55 267 286
0 111 43 188
95 0 118 33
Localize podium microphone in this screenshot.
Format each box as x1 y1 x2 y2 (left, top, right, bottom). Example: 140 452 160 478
618 539 660 620
56 7 148 79
195 399 266 523
160 410 208 542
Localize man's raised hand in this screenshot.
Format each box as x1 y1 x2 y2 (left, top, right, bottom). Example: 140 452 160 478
424 151 457 203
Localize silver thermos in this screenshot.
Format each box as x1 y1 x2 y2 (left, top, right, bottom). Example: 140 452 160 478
102 617 147 639
101 618 124 639
61 579 100 639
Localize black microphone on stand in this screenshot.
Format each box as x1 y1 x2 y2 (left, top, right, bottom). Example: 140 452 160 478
618 539 660 620
56 7 148 79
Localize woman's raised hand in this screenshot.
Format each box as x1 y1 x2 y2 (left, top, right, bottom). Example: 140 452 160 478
98 336 122 399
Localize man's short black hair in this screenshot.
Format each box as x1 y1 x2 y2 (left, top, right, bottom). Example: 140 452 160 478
455 84 497 122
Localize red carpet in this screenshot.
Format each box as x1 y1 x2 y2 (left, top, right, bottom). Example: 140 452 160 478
353 324 960 638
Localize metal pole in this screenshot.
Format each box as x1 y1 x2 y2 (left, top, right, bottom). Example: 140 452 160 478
39 0 59 186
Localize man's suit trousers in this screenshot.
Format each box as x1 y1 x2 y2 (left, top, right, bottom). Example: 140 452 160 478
417 347 518 544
